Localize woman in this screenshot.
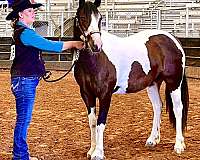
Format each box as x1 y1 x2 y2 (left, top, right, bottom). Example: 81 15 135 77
6 0 84 159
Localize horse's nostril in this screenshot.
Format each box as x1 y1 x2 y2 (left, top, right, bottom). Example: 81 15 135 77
94 45 102 52
94 45 99 51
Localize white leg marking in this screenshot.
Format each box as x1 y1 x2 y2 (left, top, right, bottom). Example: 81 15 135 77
170 86 186 154
87 108 97 158
146 83 162 148
91 124 105 160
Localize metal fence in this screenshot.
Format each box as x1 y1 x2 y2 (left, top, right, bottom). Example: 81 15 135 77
32 9 160 38
1 2 200 37
31 4 200 38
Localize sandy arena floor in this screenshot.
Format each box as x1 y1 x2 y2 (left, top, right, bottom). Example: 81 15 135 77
0 70 200 160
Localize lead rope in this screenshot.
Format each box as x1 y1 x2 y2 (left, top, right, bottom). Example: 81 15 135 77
42 50 80 82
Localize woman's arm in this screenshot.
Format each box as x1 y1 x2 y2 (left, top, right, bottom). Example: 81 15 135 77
20 28 83 52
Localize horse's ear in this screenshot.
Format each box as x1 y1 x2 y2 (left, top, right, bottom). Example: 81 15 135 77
94 0 101 7
79 0 85 8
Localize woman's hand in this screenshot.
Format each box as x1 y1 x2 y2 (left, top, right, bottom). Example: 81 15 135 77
72 41 84 50
62 41 84 51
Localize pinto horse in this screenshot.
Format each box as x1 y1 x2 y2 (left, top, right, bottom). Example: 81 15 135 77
73 0 189 159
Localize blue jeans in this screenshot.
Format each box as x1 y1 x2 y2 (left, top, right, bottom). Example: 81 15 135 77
11 76 39 160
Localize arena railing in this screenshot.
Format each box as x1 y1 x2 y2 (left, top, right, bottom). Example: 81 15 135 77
33 9 160 37
2 5 200 38
162 3 200 38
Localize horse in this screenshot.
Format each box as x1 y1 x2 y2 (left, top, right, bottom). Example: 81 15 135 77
73 0 189 159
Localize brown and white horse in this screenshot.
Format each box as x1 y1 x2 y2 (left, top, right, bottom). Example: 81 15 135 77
73 0 189 159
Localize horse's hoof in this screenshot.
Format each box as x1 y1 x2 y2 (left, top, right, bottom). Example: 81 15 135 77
91 156 105 160
174 145 185 154
174 141 186 154
145 141 156 148
174 148 184 154
87 154 91 159
87 148 95 159
174 149 183 154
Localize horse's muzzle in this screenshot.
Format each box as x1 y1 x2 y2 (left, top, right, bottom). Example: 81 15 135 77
93 44 102 53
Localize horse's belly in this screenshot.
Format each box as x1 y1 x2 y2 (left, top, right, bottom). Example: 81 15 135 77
113 61 153 94
127 61 151 93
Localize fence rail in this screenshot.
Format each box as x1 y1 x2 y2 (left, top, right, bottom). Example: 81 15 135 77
0 37 74 71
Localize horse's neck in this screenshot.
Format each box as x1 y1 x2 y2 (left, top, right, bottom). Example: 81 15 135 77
101 30 122 42
101 30 128 50
78 50 99 73
79 50 97 59
101 30 126 57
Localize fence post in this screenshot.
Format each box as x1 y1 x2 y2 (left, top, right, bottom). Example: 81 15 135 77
47 0 51 36
185 7 189 37
157 10 161 30
105 10 109 31
61 12 64 37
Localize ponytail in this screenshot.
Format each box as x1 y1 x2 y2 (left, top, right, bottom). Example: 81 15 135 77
11 18 19 29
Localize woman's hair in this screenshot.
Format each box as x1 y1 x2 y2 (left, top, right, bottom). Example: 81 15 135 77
11 18 19 29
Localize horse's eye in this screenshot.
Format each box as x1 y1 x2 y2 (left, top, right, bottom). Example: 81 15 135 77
80 19 86 23
79 17 86 21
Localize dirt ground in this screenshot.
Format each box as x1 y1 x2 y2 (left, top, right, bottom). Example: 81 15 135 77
0 70 200 160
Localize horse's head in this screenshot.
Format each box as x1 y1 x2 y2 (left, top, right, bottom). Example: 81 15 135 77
74 0 102 53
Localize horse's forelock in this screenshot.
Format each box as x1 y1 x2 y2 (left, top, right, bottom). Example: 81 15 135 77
78 1 99 17
94 0 101 7
79 0 85 9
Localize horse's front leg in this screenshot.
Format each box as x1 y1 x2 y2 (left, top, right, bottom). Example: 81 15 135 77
79 91 97 158
146 83 162 148
87 106 97 158
91 94 112 160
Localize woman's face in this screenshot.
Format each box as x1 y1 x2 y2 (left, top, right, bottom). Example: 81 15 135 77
19 8 35 25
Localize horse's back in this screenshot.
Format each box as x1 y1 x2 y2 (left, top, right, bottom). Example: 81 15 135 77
102 29 184 54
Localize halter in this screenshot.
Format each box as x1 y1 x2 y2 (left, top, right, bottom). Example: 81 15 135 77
75 15 101 53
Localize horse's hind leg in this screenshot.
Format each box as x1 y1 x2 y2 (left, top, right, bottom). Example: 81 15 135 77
170 87 186 154
145 82 163 148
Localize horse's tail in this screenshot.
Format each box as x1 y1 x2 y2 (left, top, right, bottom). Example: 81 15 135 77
165 73 189 131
